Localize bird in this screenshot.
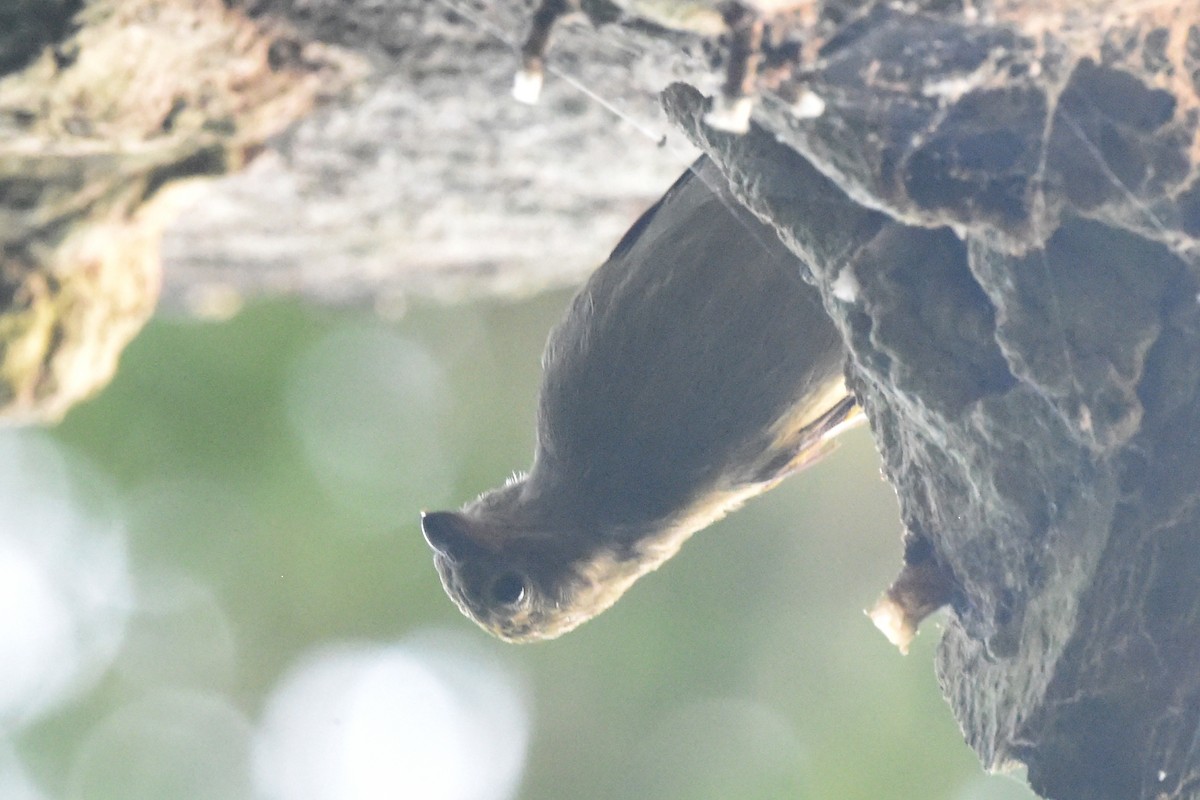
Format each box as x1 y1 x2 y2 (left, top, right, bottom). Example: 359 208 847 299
421 156 862 642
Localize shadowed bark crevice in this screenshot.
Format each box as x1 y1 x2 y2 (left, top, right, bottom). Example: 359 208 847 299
664 69 1200 798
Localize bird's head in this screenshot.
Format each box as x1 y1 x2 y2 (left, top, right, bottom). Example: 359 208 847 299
420 480 653 642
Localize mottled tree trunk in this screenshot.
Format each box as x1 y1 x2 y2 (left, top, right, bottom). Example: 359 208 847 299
658 3 1200 790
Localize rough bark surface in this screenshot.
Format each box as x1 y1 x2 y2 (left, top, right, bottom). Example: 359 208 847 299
159 0 705 307
656 1 1200 792
0 0 353 421
0 0 703 419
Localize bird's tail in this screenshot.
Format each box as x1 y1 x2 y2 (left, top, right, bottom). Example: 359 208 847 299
753 394 866 486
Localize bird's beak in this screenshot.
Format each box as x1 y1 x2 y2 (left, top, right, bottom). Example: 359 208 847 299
421 510 485 563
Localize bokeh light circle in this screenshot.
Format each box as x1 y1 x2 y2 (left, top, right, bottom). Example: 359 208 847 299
68 690 255 800
254 630 529 800
0 431 131 728
283 324 456 535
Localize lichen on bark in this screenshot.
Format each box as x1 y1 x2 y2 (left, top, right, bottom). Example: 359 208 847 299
0 0 352 422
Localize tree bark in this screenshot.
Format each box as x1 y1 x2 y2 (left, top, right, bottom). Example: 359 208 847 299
0 0 696 421
656 2 1200 791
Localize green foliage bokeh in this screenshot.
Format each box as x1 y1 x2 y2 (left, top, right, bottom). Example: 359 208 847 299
12 294 1040 800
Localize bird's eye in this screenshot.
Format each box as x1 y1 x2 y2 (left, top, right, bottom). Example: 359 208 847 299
489 571 527 606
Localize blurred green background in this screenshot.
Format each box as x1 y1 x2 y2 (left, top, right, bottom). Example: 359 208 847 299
2 291 1039 799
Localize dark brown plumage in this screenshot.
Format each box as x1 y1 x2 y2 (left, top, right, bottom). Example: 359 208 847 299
422 157 859 642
